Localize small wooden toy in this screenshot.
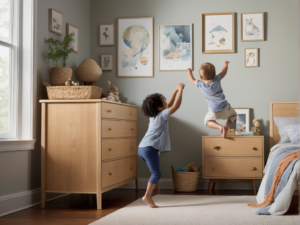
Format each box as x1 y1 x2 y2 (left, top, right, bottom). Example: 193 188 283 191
251 119 260 134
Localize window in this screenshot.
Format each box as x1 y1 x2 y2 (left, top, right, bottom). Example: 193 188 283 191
0 0 19 139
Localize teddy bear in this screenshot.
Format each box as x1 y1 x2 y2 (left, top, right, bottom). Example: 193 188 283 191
106 81 121 102
251 119 260 133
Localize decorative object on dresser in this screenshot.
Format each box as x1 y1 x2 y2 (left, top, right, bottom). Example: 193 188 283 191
45 34 75 85
202 136 264 194
106 81 120 102
76 59 102 85
49 8 63 35
241 12 264 41
40 100 138 209
201 12 235 54
66 23 79 53
251 118 261 134
99 24 114 46
100 54 113 71
229 108 250 132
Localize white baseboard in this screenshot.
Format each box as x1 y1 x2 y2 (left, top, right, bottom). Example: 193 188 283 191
0 189 68 217
118 178 261 191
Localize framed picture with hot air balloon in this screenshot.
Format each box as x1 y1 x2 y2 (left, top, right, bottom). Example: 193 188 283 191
117 17 154 78
201 13 236 54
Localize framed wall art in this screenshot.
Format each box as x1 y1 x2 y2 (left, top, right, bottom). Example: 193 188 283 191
241 12 264 41
100 54 113 71
159 24 193 71
49 8 63 35
117 17 154 78
99 24 114 46
229 108 251 132
245 48 259 67
66 23 78 53
202 12 235 54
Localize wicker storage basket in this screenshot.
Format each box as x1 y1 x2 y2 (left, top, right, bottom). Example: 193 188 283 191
171 165 201 192
46 86 103 99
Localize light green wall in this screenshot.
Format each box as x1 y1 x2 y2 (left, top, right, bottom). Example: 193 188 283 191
90 0 299 179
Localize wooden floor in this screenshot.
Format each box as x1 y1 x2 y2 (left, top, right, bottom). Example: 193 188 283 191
0 189 298 225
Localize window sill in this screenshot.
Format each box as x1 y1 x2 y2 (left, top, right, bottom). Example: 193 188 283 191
0 140 36 152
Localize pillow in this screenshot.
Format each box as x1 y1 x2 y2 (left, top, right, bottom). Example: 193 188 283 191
274 117 299 143
286 124 300 144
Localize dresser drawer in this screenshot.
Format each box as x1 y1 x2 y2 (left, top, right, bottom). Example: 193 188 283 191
102 103 137 120
203 137 263 157
204 158 263 178
102 157 137 188
102 120 136 138
102 138 137 161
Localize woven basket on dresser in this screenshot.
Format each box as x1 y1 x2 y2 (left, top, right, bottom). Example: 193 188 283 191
46 86 103 99
171 166 201 192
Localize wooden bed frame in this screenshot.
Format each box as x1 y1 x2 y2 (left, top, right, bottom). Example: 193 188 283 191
270 102 299 213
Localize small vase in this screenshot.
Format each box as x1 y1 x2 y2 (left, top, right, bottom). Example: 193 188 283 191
50 67 72 86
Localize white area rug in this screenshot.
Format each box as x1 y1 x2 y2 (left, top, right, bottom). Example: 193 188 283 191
90 195 300 225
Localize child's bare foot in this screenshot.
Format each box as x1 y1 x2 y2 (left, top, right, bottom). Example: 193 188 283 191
219 126 225 138
224 126 228 138
142 195 159 208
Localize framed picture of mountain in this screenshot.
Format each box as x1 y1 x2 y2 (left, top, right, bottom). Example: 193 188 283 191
202 12 235 53
229 108 250 132
241 12 264 41
158 24 193 71
117 17 154 78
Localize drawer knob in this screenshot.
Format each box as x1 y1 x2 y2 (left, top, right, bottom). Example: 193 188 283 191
131 167 133 170
109 148 112 151
109 172 112 175
213 146 221 150
252 167 257 171
108 128 112 131
252 147 257 150
212 167 215 170
131 147 133 150
131 128 134 131
130 113 132 115
107 110 112 113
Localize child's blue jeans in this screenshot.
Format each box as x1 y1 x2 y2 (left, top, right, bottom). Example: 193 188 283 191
138 146 161 185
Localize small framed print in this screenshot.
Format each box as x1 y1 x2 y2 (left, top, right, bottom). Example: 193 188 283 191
49 8 63 35
99 24 114 46
66 23 79 53
241 12 264 41
229 108 251 132
100 54 113 71
202 12 235 54
245 48 259 67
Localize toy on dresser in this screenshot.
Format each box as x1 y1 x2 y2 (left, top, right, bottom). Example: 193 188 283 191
251 118 260 135
106 81 121 102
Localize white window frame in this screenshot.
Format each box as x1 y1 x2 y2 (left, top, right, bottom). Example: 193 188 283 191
0 0 36 151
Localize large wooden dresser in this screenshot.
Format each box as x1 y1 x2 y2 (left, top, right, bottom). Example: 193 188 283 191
202 136 264 194
40 100 138 209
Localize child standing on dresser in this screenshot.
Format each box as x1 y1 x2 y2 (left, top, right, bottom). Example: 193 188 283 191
187 61 237 138
139 83 185 208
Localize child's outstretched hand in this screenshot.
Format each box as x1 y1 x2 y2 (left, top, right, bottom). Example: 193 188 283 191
176 83 185 91
223 61 230 67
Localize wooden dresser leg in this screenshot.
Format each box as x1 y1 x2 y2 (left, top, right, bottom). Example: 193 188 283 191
252 179 257 195
97 193 102 209
135 178 139 190
208 180 213 195
156 181 160 194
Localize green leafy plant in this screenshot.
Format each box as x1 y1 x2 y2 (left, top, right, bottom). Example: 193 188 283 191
45 34 75 67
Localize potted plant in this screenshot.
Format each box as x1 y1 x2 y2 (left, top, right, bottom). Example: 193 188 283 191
46 34 75 85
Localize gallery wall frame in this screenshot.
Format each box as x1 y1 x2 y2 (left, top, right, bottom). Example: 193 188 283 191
158 24 194 71
244 48 259 67
201 12 235 54
117 17 154 78
66 23 79 53
241 12 264 42
49 8 63 36
99 23 115 46
100 54 113 71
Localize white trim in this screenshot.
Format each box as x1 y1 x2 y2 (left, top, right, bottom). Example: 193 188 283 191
0 139 35 152
0 189 69 217
118 178 261 191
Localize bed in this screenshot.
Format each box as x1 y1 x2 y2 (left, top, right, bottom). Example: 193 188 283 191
256 102 300 215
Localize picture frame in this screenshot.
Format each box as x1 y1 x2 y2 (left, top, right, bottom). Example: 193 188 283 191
241 12 264 42
117 17 154 78
158 24 193 71
49 8 63 36
100 54 113 71
244 48 259 67
229 108 251 132
201 12 235 54
66 23 79 53
99 24 114 46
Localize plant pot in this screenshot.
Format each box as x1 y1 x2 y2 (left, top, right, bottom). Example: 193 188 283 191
50 67 72 86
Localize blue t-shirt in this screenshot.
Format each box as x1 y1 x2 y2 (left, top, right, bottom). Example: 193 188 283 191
196 74 228 113
139 108 171 153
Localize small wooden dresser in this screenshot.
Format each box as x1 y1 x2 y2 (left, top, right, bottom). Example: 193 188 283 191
40 100 138 209
202 136 264 194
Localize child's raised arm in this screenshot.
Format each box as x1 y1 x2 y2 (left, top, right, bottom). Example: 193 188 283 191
219 61 230 79
187 68 196 85
169 83 185 115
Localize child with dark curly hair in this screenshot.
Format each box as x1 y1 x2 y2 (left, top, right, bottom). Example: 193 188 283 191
139 83 185 208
